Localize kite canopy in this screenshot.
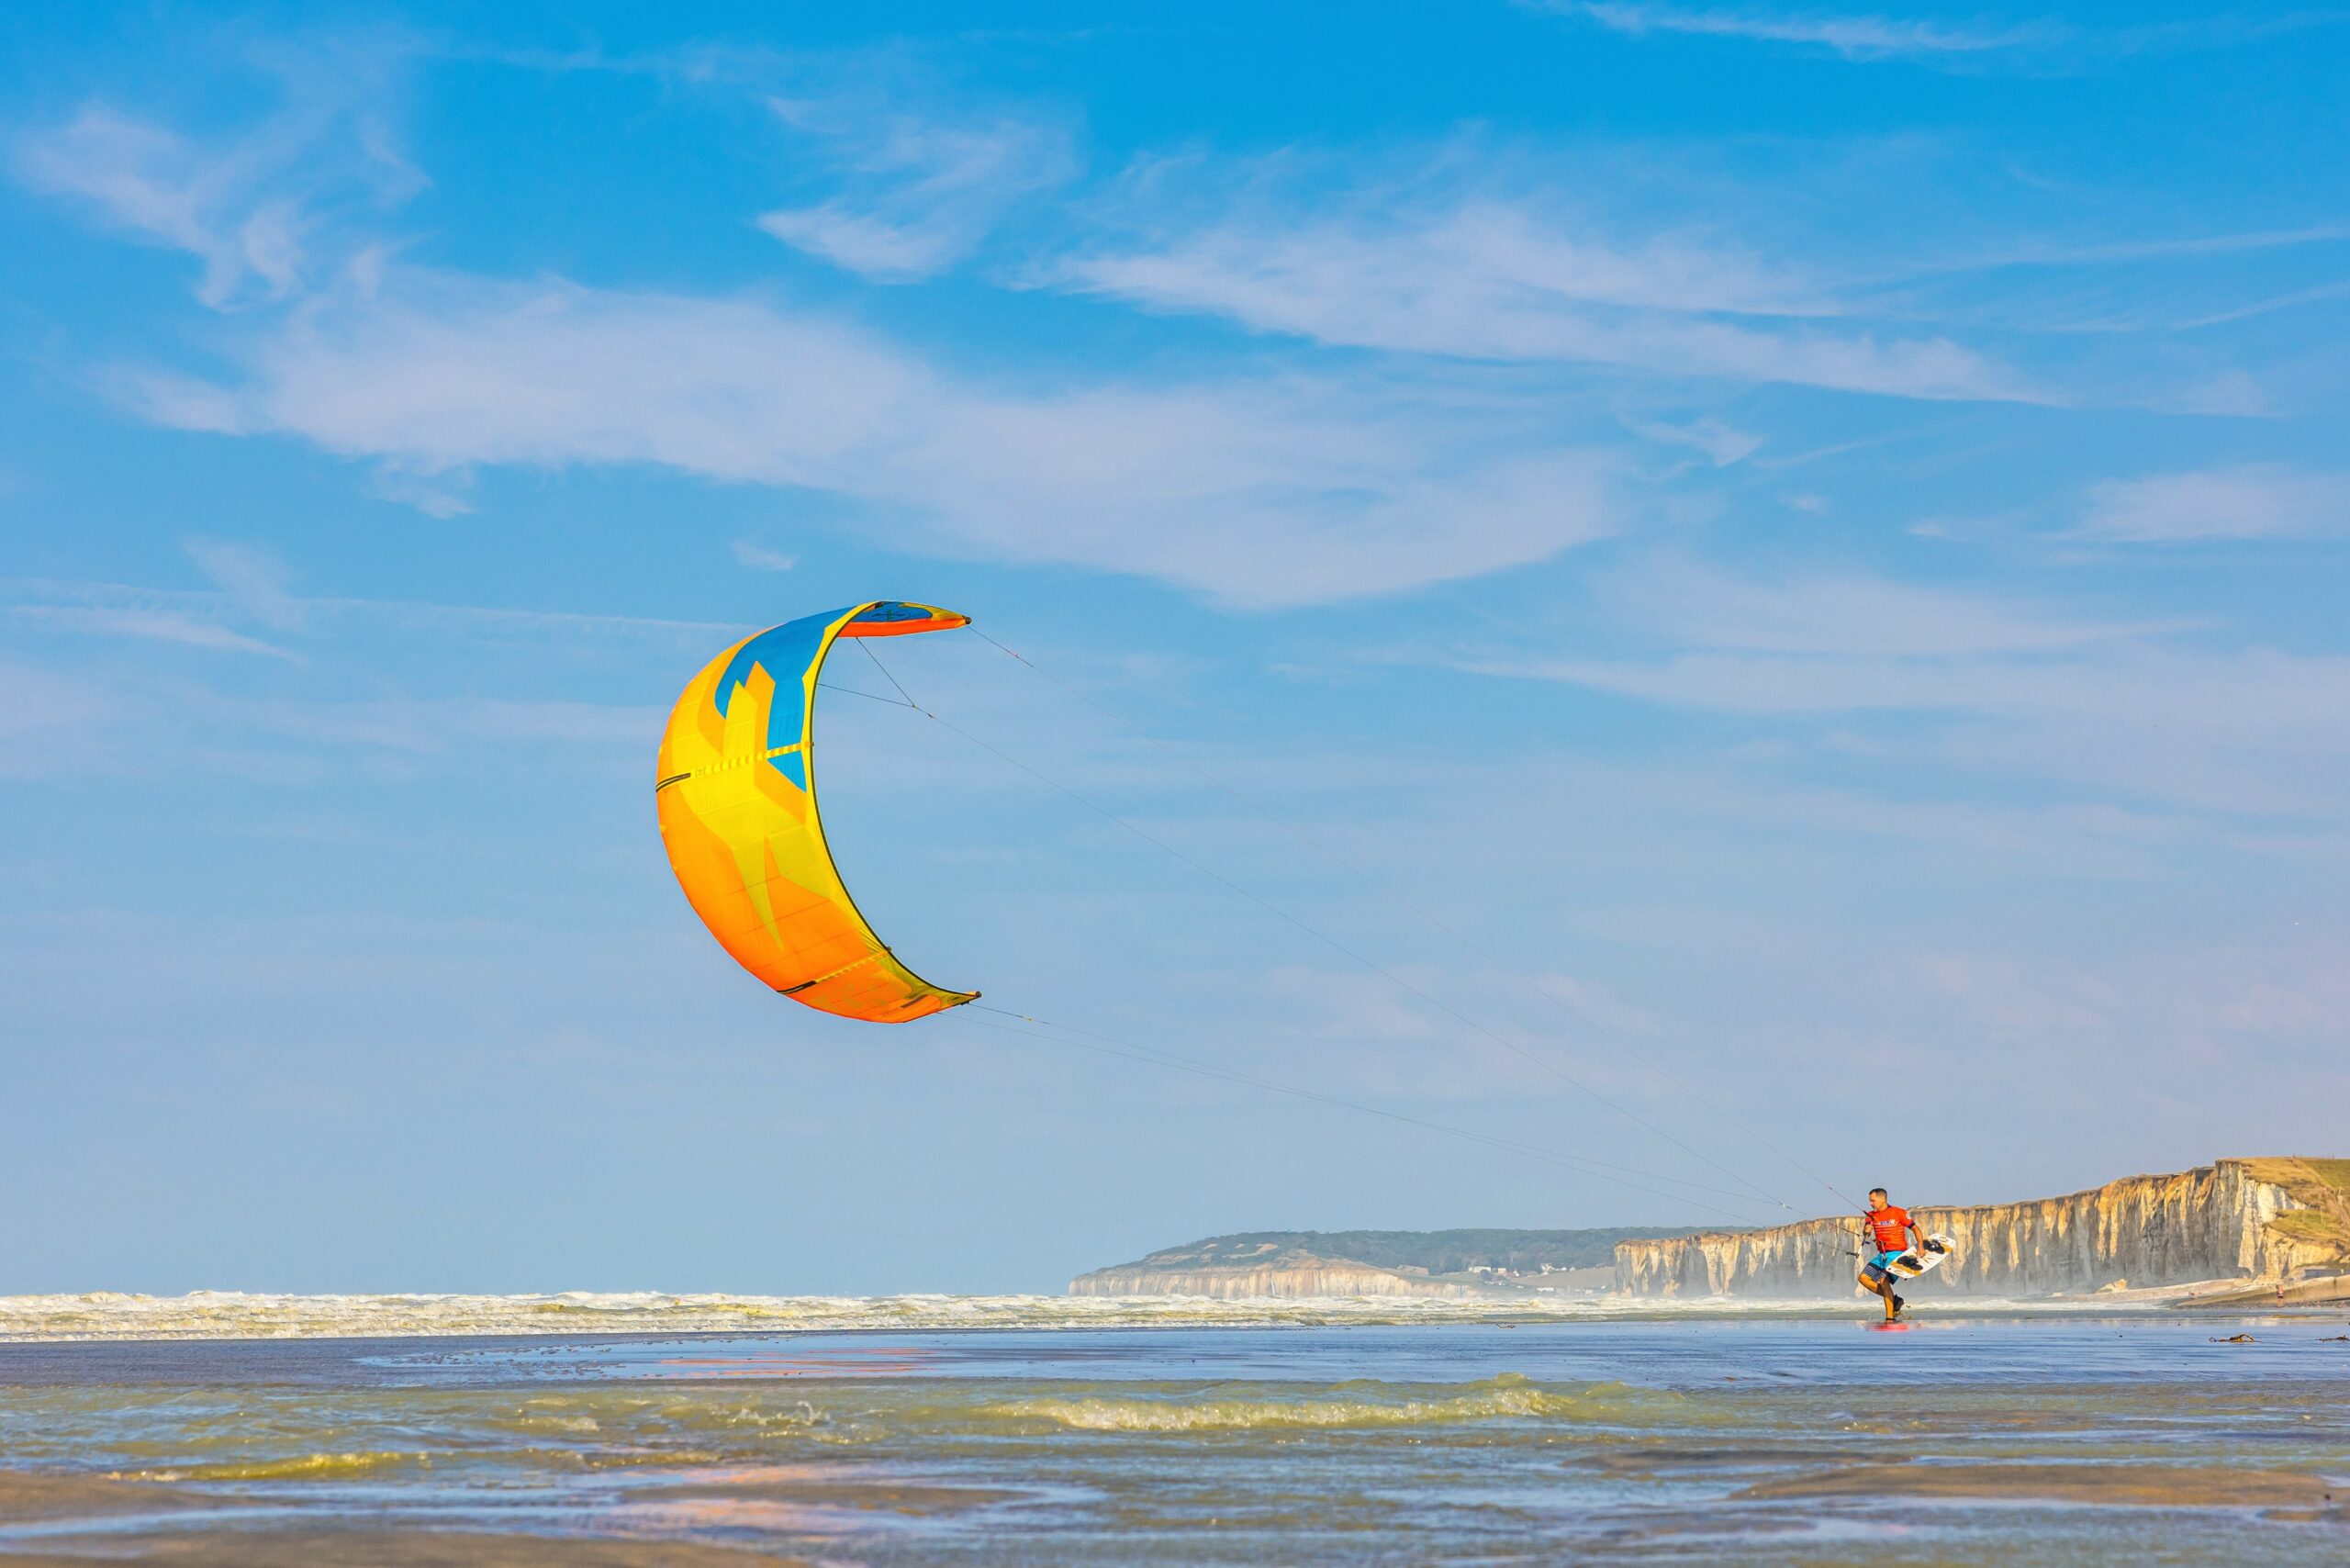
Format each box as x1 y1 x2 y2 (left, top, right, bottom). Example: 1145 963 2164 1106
655 601 977 1023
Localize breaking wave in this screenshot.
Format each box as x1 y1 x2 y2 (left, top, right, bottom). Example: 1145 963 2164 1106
0 1291 1585 1341
0 1290 2165 1342
129 1450 430 1483
986 1374 1673 1432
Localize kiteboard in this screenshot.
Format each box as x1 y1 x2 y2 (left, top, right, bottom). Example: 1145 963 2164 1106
1880 1233 1958 1282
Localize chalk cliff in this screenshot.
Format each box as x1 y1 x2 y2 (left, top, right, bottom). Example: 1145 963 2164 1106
1069 1227 1696 1299
1614 1158 2350 1299
1072 1247 1480 1299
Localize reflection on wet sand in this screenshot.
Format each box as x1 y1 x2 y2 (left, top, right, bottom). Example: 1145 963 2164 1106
0 1529 810 1567
0 1473 217 1525
0 1464 1008 1567
1740 1460 2340 1507
633 1468 1023 1516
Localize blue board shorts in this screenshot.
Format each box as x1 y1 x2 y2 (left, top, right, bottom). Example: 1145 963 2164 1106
1861 1249 1905 1282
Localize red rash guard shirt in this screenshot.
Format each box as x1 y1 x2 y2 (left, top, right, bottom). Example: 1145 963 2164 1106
1866 1206 1913 1253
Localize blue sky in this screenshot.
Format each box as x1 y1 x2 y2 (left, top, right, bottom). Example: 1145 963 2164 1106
4 2 2346 1294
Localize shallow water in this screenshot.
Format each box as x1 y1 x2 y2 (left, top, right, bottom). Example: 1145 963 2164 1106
0 1287 2244 1341
3 1316 2346 1563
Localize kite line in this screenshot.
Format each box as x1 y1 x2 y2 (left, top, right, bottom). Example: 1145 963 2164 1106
857 635 1803 1216
965 1004 1776 1224
959 627 1861 1216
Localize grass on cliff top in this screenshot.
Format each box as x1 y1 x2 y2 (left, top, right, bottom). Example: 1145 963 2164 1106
2293 1158 2350 1195
2244 1158 2350 1260
1121 1227 1733 1275
2266 1211 2343 1246
2243 1157 2350 1204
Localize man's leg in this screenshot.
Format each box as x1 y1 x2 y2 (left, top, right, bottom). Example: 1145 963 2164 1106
1858 1262 1897 1319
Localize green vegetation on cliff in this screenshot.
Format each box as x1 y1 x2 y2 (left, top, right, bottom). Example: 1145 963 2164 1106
1119 1226 1728 1277
2244 1157 2350 1266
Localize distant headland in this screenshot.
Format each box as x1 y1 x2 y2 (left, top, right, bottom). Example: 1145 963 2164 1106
1069 1226 1723 1300
1070 1158 2350 1305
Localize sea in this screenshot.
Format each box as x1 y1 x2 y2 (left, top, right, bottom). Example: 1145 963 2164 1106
2 1292 2345 1565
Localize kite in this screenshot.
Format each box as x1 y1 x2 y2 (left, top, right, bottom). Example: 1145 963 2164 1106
655 600 977 1022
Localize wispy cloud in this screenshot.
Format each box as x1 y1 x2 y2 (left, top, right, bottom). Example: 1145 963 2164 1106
186 539 303 629
2079 466 2350 543
757 95 1079 281
3 574 739 649
1 681 657 784
1913 223 2350 275
2 603 295 658
13 39 421 308
23 90 1629 607
1619 414 1762 466
732 541 799 572
1483 648 2350 817
1542 2 2066 61
429 39 1081 285
1426 562 2348 817
17 108 308 307
1060 172 2043 402
5 554 313 658
117 266 1622 606
2176 275 2350 330
1602 557 2182 657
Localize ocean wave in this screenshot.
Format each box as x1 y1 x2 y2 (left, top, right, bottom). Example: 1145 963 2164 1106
0 1290 2176 1342
984 1373 1674 1433
0 1291 1581 1341
128 1449 430 1482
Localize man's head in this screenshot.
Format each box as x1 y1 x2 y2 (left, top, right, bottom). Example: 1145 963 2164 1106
1869 1187 1889 1207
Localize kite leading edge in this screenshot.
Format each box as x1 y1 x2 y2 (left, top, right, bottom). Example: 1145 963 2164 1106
655 600 977 1023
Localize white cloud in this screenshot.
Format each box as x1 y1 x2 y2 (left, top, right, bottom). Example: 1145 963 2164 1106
1620 414 1762 465
368 467 473 518
1545 1 2065 60
759 206 965 280
2177 276 2350 330
3 604 294 658
186 539 303 629
16 49 420 309
119 267 1621 606
17 108 322 308
1 575 740 666
1602 557 2179 658
1430 563 2350 816
2079 466 2349 543
1061 191 2042 402
732 541 799 572
757 96 1078 281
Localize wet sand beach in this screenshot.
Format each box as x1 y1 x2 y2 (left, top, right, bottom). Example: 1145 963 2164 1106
3 1315 2346 1564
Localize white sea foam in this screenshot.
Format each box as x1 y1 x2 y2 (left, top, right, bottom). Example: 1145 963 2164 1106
0 1290 2183 1342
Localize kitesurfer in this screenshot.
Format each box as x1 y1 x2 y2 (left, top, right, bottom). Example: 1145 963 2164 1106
1857 1187 1926 1321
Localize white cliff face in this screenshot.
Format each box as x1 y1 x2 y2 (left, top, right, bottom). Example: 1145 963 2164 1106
1069 1250 1479 1299
1614 1159 2339 1299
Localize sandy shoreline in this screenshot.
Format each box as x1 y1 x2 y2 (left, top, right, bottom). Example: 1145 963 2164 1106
3 1453 2341 1566
0 1469 1002 1565
1738 1461 2342 1509
6 1287 2337 1344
